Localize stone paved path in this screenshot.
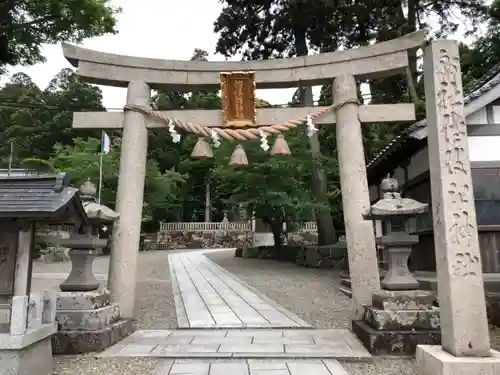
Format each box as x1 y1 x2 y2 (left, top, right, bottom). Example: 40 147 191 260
153 359 349 375
169 250 311 329
100 329 370 360
99 249 371 374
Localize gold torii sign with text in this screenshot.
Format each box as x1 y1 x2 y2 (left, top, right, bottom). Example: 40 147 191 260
220 71 256 127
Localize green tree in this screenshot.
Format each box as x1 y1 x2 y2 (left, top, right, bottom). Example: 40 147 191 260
214 0 346 244
49 137 186 231
0 69 102 162
0 0 120 73
213 128 320 248
150 48 223 221
460 0 500 88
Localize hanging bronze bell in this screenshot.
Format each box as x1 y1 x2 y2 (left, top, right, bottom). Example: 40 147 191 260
191 137 213 159
229 144 249 168
270 134 291 156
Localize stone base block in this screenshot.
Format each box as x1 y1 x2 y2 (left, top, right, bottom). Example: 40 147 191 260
52 318 134 354
352 320 441 355
372 290 436 310
56 303 120 331
242 247 259 258
57 290 111 310
364 307 440 331
416 345 500 375
0 336 52 375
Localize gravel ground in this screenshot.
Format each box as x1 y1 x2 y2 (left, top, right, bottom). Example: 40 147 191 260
33 250 178 375
30 249 500 375
206 250 500 375
206 251 353 329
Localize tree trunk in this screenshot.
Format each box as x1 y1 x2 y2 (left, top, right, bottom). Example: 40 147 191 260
271 222 283 249
405 0 419 90
294 27 336 245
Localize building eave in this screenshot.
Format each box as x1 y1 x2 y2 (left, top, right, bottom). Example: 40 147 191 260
367 63 500 182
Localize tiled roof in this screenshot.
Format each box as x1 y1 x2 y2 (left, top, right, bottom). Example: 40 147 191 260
0 172 87 222
367 63 500 171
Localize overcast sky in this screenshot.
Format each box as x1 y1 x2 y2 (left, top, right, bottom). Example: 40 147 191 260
6 0 309 109
4 0 484 110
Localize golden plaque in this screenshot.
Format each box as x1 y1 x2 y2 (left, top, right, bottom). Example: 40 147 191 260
220 71 256 127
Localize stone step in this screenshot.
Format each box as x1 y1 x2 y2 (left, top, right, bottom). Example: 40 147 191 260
340 278 351 288
100 329 372 361
52 318 134 354
335 286 352 298
56 303 120 331
153 359 349 375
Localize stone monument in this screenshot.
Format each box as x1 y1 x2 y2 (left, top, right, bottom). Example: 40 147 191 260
0 173 86 375
352 175 441 355
52 180 133 354
416 39 500 375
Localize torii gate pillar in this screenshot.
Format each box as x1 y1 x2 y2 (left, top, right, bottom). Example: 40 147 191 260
108 81 150 318
333 75 381 319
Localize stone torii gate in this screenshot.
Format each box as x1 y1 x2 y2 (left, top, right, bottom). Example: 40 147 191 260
63 31 423 320
63 33 500 374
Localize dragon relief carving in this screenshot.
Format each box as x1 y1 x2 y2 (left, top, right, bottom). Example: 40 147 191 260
437 47 478 277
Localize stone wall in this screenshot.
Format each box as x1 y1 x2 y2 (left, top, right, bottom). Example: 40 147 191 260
287 232 318 246
154 230 318 251
155 231 252 250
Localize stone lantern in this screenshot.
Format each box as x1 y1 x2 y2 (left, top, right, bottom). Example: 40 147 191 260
52 180 132 355
353 175 441 355
59 180 119 291
364 175 427 290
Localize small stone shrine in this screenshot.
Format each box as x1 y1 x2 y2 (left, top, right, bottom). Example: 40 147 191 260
352 176 441 355
0 173 86 375
52 180 133 355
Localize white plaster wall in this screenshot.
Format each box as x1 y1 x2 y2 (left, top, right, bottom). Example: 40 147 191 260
467 107 487 125
492 106 500 122
253 232 275 247
468 136 500 161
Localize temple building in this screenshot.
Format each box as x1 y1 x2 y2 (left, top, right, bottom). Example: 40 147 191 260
367 63 500 274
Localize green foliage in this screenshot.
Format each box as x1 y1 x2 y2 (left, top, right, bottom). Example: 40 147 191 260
212 0 500 237
461 0 500 88
49 137 186 231
0 69 102 162
0 0 120 72
212 129 323 246
20 157 55 173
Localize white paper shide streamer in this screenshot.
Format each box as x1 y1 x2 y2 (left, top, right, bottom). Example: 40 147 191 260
306 115 318 138
259 130 269 151
168 119 181 143
211 129 221 148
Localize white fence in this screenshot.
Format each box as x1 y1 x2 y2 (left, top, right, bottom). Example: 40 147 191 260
159 221 251 232
296 221 318 232
159 221 317 233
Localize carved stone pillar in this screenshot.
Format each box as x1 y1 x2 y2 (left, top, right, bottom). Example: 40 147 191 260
417 39 500 375
333 75 381 320
108 81 150 318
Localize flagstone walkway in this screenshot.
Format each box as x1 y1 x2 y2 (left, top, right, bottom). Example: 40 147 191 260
153 358 350 375
168 250 311 329
100 328 370 360
97 249 371 374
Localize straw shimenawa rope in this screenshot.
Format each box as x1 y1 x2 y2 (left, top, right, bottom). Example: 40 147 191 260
124 98 359 141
